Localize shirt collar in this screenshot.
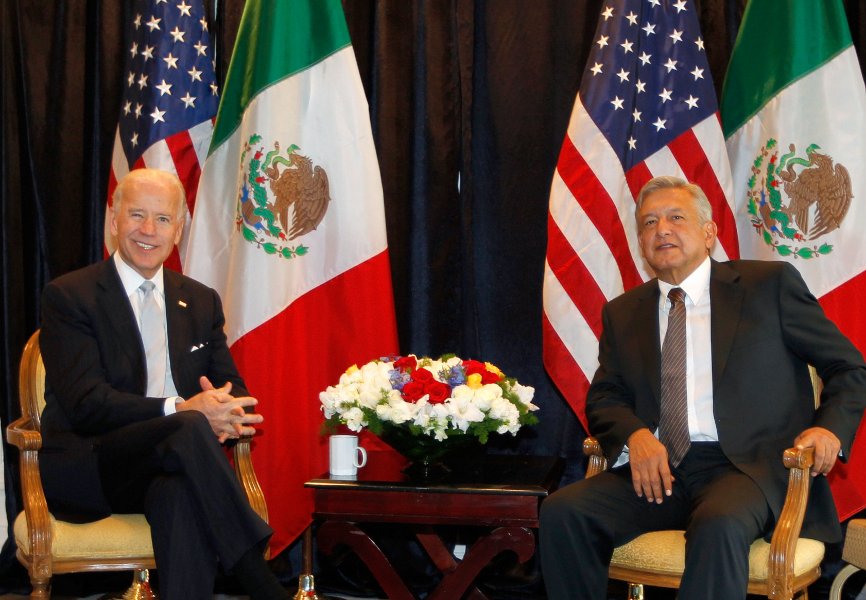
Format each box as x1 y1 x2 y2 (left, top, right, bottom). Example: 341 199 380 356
657 255 711 307
113 252 165 297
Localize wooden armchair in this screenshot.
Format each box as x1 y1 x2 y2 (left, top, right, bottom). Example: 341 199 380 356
6 330 269 599
583 437 824 599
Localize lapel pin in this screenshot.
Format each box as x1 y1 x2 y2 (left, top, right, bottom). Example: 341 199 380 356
178 300 188 308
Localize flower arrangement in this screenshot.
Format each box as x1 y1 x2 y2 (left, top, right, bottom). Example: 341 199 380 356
320 354 539 444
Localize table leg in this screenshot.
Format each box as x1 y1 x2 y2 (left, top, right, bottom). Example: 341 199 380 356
317 521 415 600
423 526 536 600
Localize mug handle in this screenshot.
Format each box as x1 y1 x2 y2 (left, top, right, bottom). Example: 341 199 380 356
355 446 368 468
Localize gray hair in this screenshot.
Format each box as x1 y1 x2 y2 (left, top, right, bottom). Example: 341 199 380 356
112 168 187 221
634 175 713 225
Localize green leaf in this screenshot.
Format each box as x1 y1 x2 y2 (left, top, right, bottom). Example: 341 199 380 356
796 247 815 259
242 226 257 242
747 198 757 216
262 243 277 255
295 245 309 256
762 230 773 245
776 245 793 256
767 139 777 149
817 243 833 255
281 248 295 259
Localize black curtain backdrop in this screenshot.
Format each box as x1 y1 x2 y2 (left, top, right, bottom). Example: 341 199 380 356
3 0 866 589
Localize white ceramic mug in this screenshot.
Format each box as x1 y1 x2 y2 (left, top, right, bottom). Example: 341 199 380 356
329 434 368 477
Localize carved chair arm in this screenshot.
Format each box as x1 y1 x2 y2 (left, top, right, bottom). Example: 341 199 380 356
583 436 608 478
232 435 269 524
768 446 814 600
6 415 53 573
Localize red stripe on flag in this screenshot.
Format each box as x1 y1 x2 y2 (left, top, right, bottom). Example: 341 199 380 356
625 161 653 203
164 129 203 215
229 250 399 553
542 313 591 432
819 271 866 519
668 128 739 259
557 137 643 289
546 215 605 337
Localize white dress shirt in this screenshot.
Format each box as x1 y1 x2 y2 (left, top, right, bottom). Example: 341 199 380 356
113 253 182 414
613 255 718 467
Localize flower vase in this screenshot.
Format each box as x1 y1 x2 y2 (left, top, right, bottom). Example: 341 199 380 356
377 423 482 480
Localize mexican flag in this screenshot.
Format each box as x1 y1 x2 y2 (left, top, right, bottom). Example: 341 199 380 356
184 0 399 552
722 0 866 520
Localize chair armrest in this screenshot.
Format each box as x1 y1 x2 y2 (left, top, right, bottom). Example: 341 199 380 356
583 436 608 478
6 416 54 577
768 446 815 600
232 435 269 525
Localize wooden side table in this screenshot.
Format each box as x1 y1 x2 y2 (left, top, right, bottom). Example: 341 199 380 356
306 453 562 600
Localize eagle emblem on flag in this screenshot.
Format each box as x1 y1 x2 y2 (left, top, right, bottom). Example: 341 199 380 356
236 134 331 258
747 139 852 259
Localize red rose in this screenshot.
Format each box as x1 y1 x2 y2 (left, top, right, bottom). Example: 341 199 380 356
425 381 451 404
401 381 425 402
394 355 417 372
462 360 485 376
411 367 434 383
481 369 502 384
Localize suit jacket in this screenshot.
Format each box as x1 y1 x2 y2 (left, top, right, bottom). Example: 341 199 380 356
587 259 866 542
39 258 247 520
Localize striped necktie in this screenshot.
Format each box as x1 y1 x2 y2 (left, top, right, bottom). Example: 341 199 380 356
659 287 690 467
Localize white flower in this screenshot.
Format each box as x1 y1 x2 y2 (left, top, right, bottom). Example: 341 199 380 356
321 355 538 442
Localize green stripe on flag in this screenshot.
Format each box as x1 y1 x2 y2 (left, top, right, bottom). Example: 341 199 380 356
721 0 852 138
209 0 352 152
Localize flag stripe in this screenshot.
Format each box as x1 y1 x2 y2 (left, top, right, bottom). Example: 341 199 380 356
541 312 591 431
557 137 644 290
546 215 605 338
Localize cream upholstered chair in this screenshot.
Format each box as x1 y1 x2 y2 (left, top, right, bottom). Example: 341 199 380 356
582 365 827 600
7 330 269 599
829 519 866 600
583 438 823 599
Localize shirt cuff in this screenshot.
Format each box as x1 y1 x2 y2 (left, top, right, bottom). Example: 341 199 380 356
163 396 184 415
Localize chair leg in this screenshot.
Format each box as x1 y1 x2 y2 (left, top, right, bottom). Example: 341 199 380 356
829 564 860 600
119 569 156 600
627 583 644 599
28 577 49 600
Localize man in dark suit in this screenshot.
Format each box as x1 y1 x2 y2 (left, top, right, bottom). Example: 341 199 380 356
539 176 866 599
39 168 286 599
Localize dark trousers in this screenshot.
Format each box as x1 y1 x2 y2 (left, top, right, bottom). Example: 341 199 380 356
95 411 273 600
539 443 772 600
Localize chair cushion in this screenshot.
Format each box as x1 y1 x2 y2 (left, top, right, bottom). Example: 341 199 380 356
14 511 154 559
610 530 824 581
842 519 866 569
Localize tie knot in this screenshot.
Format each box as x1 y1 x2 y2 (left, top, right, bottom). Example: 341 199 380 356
668 287 685 305
139 280 156 295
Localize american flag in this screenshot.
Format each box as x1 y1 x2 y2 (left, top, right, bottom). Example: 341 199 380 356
542 0 738 430
104 0 219 269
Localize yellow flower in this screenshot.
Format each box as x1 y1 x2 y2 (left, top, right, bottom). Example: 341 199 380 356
345 364 359 375
467 373 483 389
485 362 504 378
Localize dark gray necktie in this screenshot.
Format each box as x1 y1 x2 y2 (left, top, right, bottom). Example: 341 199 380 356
659 287 690 467
139 281 167 397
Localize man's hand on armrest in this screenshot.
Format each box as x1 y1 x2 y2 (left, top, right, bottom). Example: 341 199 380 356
794 426 840 477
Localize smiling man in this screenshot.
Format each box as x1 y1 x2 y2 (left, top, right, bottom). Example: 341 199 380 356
539 175 866 600
38 169 287 599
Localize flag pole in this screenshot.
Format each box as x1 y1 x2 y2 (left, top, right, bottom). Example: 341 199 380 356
293 526 319 600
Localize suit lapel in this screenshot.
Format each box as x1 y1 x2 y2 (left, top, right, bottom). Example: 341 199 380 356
709 261 744 392
96 260 147 391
